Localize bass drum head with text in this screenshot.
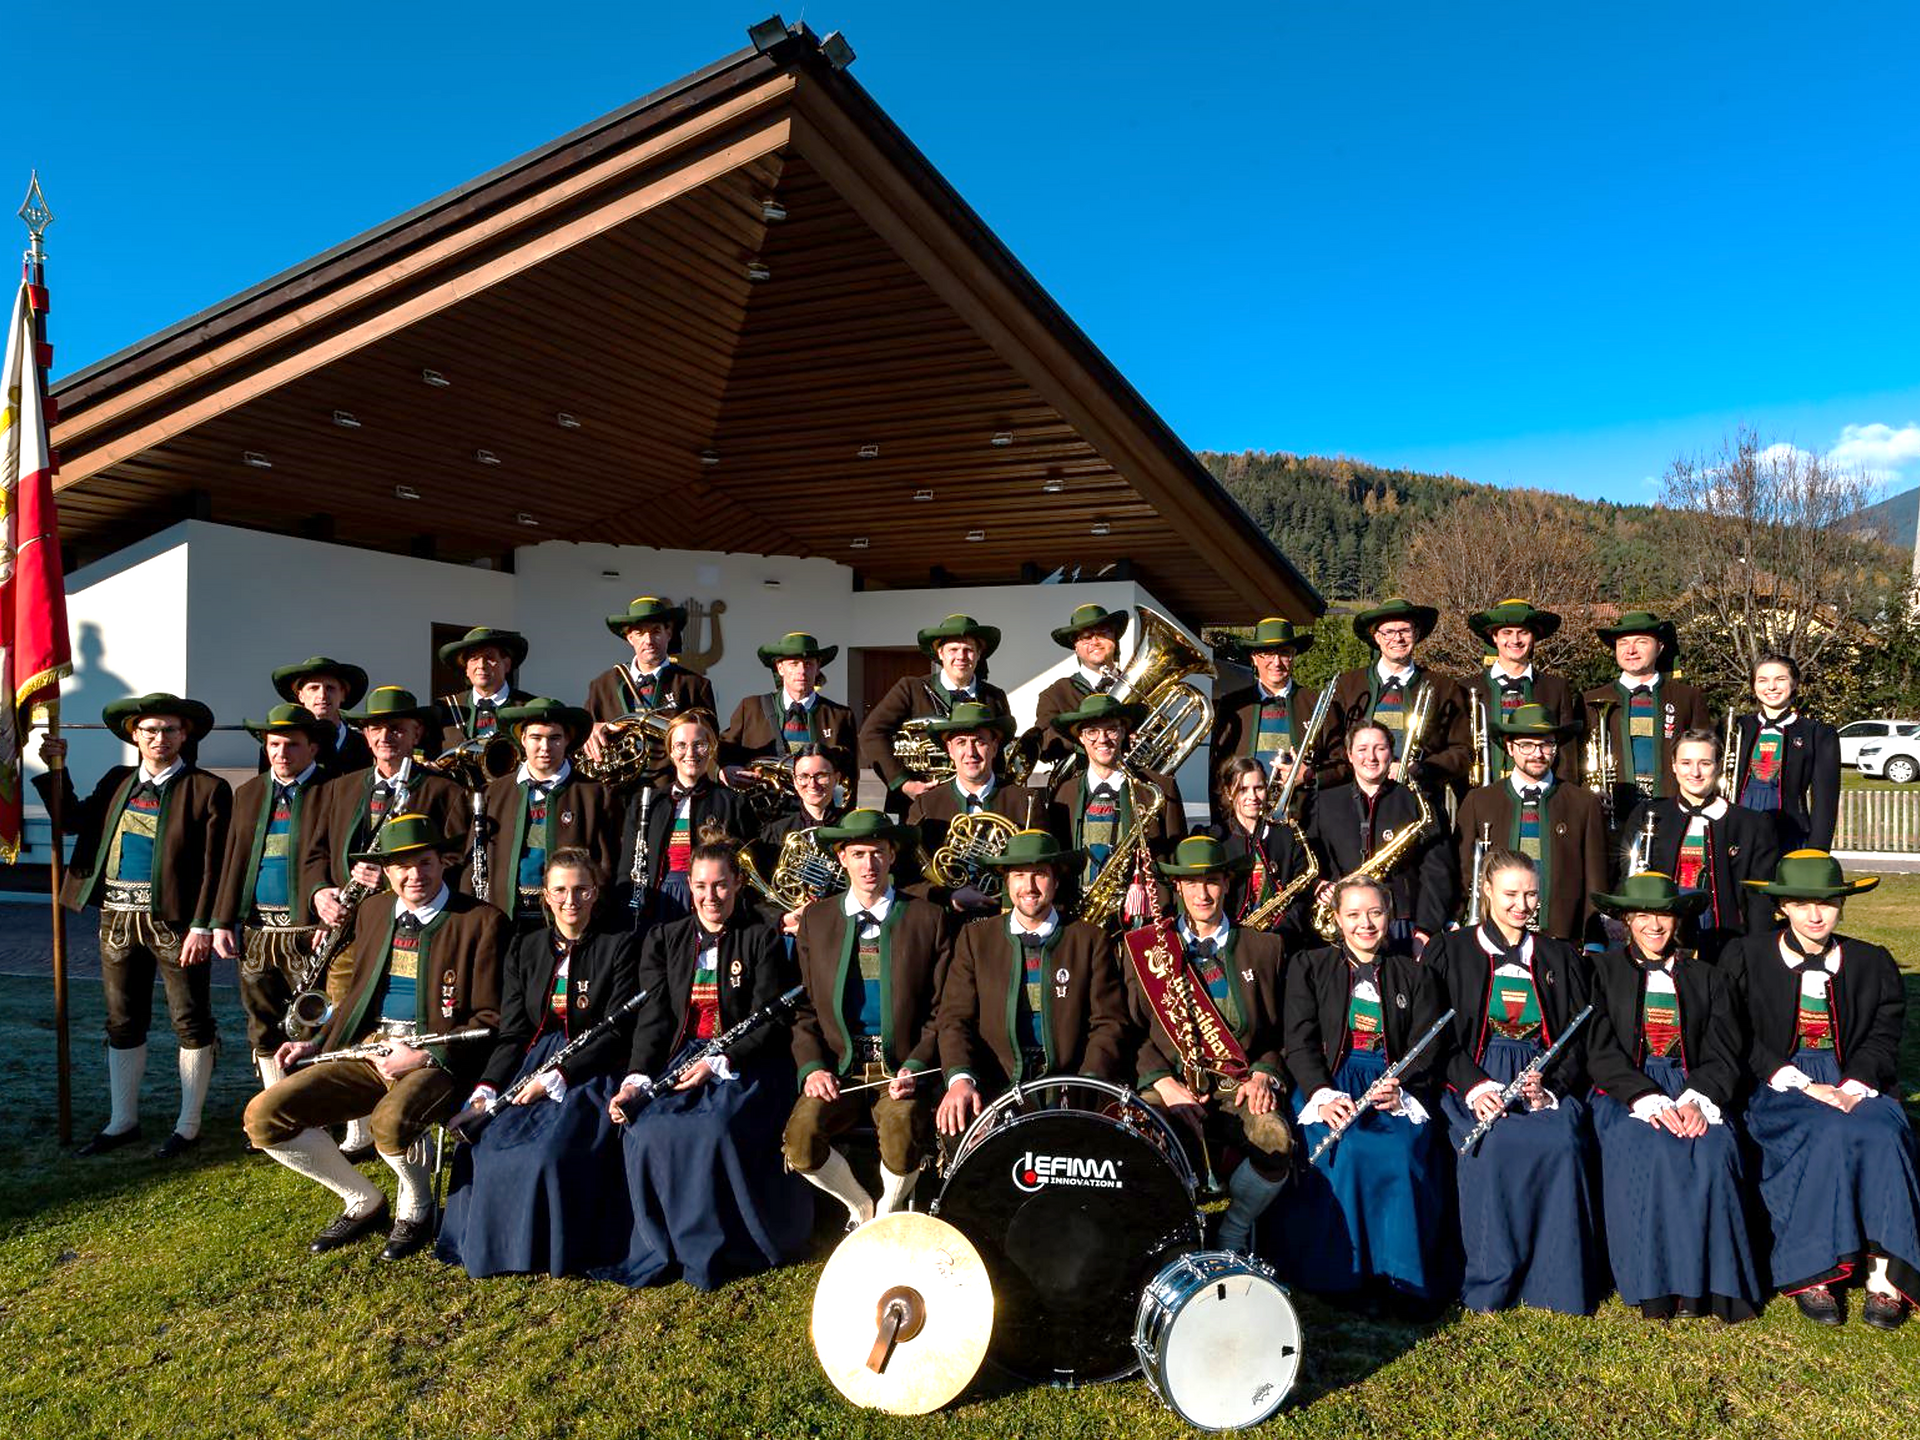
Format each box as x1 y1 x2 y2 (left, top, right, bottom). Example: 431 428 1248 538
933 1106 1200 1385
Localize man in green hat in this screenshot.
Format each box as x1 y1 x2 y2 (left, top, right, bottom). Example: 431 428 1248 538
212 704 340 1099
1464 599 1579 784
1126 834 1291 1253
1329 597 1471 798
247 814 506 1261
467 700 619 930
1455 703 1607 945
784 808 951 1228
933 829 1127 1137
858 612 1012 811
584 597 716 764
304 687 469 933
1021 603 1131 769
267 656 373 773
718 631 856 781
433 626 534 756
1046 692 1187 910
36 695 233 1158
1581 610 1709 815
1211 616 1337 810
904 701 1055 917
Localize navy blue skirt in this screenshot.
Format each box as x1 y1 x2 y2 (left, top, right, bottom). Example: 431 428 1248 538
434 1030 631 1279
1744 1048 1920 1296
593 1062 810 1291
1271 1047 1449 1298
1592 1055 1760 1318
1443 1034 1603 1315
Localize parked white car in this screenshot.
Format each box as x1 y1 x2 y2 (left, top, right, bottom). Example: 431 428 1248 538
1843 719 1920 784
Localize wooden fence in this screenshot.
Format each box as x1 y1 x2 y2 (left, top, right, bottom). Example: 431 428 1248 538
1835 789 1920 852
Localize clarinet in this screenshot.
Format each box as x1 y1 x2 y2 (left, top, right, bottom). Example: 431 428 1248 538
628 785 655 912
446 987 651 1142
1457 1003 1595 1156
468 786 491 903
619 984 805 1116
281 791 410 1036
1306 1009 1454 1164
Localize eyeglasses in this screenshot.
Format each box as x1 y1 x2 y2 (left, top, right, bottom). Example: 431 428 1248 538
1374 624 1416 641
1079 723 1125 740
133 723 185 737
1509 739 1558 756
668 740 711 756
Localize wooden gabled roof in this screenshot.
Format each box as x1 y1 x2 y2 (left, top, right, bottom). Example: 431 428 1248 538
49 24 1321 626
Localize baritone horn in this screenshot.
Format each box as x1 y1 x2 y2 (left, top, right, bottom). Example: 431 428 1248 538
1117 606 1217 777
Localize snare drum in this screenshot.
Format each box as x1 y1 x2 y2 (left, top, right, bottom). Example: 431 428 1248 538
931 1076 1201 1385
1134 1250 1302 1431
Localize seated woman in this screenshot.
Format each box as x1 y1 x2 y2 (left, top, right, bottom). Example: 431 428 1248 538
1585 872 1760 1322
618 709 745 933
1426 847 1603 1316
1728 850 1918 1330
1272 875 1453 1311
1204 756 1314 943
597 827 807 1290
435 849 639 1278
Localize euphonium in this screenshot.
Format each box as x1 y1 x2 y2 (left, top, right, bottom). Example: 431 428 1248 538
577 700 680 786
1240 819 1319 932
925 810 1019 897
737 828 847 912
1311 782 1434 940
1077 774 1167 928
1117 606 1217 777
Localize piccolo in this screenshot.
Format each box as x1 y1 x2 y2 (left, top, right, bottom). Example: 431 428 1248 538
296 1026 494 1067
1457 1003 1594 1156
1306 1008 1455 1165
613 985 804 1119
447 989 650 1143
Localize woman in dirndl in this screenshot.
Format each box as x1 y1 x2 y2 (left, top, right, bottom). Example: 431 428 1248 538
597 826 808 1289
1728 850 1918 1330
1426 846 1604 1315
1272 875 1453 1310
435 848 639 1278
1584 871 1760 1321
618 708 744 935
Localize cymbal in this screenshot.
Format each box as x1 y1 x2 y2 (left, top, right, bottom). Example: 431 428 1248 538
810 1212 994 1416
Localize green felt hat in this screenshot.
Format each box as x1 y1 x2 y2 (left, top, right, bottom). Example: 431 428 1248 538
921 699 1017 740
1591 871 1711 919
1352 597 1439 647
1743 849 1881 901
1217 616 1315 665
815 807 918 854
348 811 458 866
1469 598 1562 645
756 631 839 668
243 703 332 743
982 828 1083 873
917 613 1001 660
1493 702 1581 741
1595 610 1679 657
605 595 687 638
1050 691 1150 739
1156 834 1254 879
103 692 216 744
436 625 529 669
498 698 593 750
1050 603 1131 650
270 655 369 708
342 685 437 730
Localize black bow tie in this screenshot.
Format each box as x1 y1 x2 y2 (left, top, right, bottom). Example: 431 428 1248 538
528 779 553 800
1019 931 1050 954
1089 783 1118 803
963 791 985 813
1347 953 1379 994
950 689 974 703
1186 937 1219 962
1628 684 1653 698
1519 786 1543 804
671 784 694 805
276 782 300 808
785 703 807 728
395 912 424 936
476 697 497 713
634 674 657 698
1496 676 1526 694
1381 676 1404 693
853 909 880 933
1783 931 1836 972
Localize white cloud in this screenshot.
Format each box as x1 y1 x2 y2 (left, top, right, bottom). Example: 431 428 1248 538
1826 423 1920 485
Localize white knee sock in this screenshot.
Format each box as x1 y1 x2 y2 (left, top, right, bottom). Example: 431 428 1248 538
254 1052 285 1090
877 1162 921 1216
105 1043 148 1135
173 1044 216 1140
1867 1256 1899 1298
800 1147 874 1225
265 1128 384 1216
340 1116 372 1152
379 1148 435 1223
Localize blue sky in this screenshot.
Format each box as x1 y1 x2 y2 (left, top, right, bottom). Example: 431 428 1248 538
12 2 1920 503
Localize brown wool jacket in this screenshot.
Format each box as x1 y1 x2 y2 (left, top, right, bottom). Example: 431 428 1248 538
937 914 1129 1090
790 892 952 1080
38 765 232 928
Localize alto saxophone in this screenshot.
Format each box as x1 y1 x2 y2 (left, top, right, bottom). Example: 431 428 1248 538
1311 782 1434 940
1077 773 1167 928
1240 819 1319 932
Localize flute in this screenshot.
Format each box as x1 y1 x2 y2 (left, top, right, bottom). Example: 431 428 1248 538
1307 1008 1455 1165
1457 1004 1594 1156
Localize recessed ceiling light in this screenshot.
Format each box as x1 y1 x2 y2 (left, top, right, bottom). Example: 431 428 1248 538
331 410 361 429
699 449 721 466
242 451 272 469
849 537 870 550
912 488 934 502
965 529 986 543
746 261 771 282
763 578 782 589
421 369 450 387
857 444 881 460
475 449 501 465
1090 519 1112 536
761 199 788 222
991 431 1013 447
395 484 421 501
555 412 582 430
516 512 540 527
1041 477 1066 494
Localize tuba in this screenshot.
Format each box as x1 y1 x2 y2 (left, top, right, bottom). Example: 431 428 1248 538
737 828 847 912
1056 606 1215 784
924 811 1020 898
577 699 680 787
1076 774 1167 928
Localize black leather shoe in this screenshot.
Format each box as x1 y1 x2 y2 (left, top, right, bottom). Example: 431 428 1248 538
1794 1285 1843 1326
309 1203 390 1254
75 1125 142 1156
378 1217 433 1262
153 1132 200 1160
1863 1292 1910 1331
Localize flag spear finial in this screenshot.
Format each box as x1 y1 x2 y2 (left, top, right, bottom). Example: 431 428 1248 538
18 171 52 264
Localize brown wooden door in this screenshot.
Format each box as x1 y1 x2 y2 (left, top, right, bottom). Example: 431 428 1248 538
855 646 927 718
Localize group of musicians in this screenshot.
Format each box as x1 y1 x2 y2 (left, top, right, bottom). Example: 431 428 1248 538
40 592 1915 1334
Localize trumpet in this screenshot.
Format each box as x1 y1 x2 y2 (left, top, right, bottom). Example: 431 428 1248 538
1721 706 1739 791
1626 808 1658 876
1584 701 1618 829
1468 689 1490 788
1396 680 1438 782
1262 685 1336 825
1077 773 1167 928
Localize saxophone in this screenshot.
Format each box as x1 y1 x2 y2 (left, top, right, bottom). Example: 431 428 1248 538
1239 818 1319 932
1311 783 1434 940
1076 774 1167 928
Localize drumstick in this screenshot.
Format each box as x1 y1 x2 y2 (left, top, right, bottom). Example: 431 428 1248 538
831 1073 918 1096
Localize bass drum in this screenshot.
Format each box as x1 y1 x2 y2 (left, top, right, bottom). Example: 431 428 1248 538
1134 1250 1303 1431
932 1077 1201 1385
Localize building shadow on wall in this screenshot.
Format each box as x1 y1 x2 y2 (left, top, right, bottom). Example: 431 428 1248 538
55 622 137 789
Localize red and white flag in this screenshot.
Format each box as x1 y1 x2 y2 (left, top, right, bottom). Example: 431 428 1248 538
0 265 71 861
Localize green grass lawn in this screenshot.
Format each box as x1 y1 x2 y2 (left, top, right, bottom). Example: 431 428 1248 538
7 884 1920 1439
1841 772 1915 793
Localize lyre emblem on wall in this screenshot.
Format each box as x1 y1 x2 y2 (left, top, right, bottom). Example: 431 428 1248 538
675 597 727 675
